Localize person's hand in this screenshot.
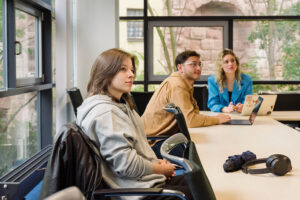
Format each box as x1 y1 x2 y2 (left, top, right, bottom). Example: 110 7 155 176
153 159 175 178
234 103 243 113
216 114 231 124
221 102 235 113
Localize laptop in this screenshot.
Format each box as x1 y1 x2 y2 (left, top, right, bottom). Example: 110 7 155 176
223 96 263 125
241 95 277 116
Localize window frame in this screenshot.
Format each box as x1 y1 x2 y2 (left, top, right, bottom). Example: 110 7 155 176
119 1 300 91
148 20 229 82
1 0 53 150
14 0 44 87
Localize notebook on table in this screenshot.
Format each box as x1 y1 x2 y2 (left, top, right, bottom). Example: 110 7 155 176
223 96 263 125
241 95 277 116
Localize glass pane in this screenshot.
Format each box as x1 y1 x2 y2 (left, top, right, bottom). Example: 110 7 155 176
131 84 144 92
119 21 144 81
148 0 300 16
0 92 39 178
153 26 223 76
119 0 143 16
15 9 38 79
233 20 300 82
254 84 300 94
148 84 160 92
0 0 4 89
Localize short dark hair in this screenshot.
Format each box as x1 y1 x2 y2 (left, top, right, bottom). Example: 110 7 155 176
175 50 200 69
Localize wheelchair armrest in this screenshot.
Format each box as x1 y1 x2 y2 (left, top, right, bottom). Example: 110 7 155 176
94 188 186 200
160 133 194 172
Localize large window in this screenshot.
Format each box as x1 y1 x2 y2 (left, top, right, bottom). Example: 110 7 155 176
15 1 43 86
0 92 38 176
0 0 53 178
233 20 300 82
148 21 227 81
147 0 300 16
119 0 300 92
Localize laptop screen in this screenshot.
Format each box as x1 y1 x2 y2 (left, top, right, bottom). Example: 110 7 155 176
249 96 264 124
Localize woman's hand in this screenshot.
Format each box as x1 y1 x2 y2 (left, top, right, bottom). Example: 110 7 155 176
221 102 235 113
153 159 176 178
234 103 243 113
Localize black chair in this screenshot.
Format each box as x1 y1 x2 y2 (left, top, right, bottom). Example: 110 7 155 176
161 133 216 200
258 91 300 111
164 103 191 141
67 87 84 116
40 122 187 200
193 85 209 111
130 91 154 115
162 103 216 200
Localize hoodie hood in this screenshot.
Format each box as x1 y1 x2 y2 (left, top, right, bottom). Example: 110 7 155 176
76 94 127 127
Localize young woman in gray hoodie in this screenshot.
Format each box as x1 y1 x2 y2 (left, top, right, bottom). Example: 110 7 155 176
76 48 193 200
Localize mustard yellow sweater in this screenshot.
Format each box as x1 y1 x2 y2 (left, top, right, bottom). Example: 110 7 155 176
142 71 219 137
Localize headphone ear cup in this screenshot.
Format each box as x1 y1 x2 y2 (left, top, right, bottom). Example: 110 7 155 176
266 154 279 168
268 154 292 176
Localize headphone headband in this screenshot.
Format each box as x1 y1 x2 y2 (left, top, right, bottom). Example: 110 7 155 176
242 154 292 176
242 158 270 174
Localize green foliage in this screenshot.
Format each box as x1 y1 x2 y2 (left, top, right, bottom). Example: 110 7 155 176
131 85 144 92
16 11 25 19
0 94 38 178
242 57 272 93
28 122 38 156
282 0 300 15
247 1 300 90
130 50 144 81
148 2 177 75
135 70 144 82
27 48 34 55
0 118 17 177
247 20 269 49
282 41 300 80
16 29 25 38
0 119 37 178
242 57 259 80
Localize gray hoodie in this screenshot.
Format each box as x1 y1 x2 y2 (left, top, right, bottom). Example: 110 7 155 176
76 94 166 200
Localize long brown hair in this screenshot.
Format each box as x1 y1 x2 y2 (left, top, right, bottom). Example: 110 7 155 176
87 48 136 109
215 48 241 92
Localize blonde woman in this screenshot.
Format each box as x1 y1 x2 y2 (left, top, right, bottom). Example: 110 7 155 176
76 48 193 200
207 49 253 113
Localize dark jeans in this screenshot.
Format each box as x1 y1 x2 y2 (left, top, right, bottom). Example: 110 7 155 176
144 175 193 200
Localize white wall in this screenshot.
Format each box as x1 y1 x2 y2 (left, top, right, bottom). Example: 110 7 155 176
75 0 119 97
55 0 118 133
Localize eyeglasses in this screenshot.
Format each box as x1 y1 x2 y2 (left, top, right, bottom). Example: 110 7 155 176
183 61 202 68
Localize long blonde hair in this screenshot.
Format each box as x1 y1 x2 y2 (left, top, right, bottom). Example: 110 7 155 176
215 48 241 92
87 48 136 109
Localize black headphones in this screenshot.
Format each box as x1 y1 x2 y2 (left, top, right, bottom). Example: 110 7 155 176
242 154 292 176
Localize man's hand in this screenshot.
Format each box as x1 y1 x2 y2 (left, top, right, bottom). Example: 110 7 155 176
216 114 231 124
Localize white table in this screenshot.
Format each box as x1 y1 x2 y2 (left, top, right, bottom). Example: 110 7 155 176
271 111 300 121
190 112 300 200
